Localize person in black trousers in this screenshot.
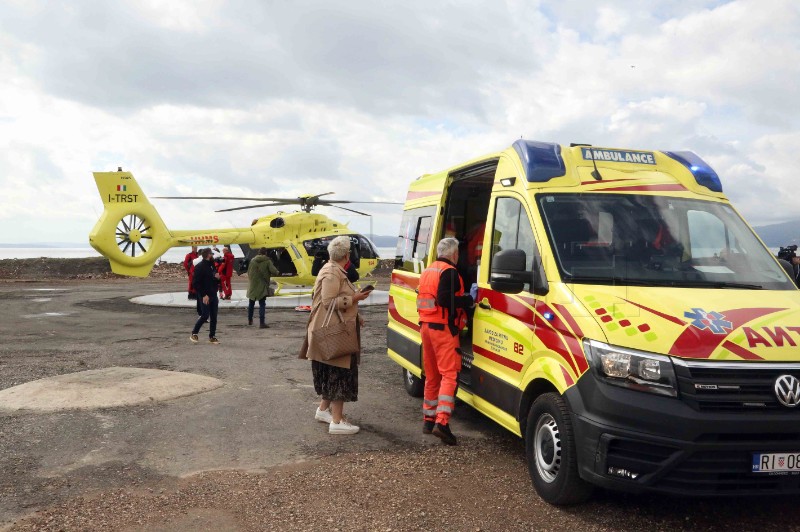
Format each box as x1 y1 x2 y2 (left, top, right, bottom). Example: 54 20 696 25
191 248 221 344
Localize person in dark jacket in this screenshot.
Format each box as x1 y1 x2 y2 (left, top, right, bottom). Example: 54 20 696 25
247 248 280 328
191 248 221 344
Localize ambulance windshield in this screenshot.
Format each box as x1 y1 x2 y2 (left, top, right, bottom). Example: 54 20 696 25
538 194 794 290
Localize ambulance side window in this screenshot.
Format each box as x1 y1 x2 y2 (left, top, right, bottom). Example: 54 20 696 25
490 197 538 273
395 206 436 273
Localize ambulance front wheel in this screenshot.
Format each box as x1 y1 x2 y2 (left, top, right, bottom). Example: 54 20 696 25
525 393 593 505
403 368 424 397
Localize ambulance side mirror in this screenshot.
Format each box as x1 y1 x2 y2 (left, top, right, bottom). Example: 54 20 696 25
490 249 549 296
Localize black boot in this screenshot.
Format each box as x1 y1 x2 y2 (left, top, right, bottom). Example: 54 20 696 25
422 420 435 434
432 423 457 445
259 322 269 329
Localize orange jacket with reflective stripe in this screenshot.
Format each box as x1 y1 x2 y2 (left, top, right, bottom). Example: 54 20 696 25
417 260 467 329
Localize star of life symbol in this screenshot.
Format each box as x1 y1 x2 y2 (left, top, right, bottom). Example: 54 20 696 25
684 308 733 334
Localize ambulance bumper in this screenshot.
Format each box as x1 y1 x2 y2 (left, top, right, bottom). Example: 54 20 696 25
565 375 800 495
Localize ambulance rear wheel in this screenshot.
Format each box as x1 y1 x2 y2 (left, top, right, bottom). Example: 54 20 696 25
525 393 592 505
403 368 424 397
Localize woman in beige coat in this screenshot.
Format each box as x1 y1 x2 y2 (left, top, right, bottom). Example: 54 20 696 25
299 236 371 435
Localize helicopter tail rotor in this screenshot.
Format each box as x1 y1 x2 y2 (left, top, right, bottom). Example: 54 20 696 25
89 170 172 277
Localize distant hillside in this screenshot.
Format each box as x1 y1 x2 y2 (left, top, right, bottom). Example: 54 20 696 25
752 220 800 247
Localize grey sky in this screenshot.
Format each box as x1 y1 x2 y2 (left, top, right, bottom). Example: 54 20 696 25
0 0 798 243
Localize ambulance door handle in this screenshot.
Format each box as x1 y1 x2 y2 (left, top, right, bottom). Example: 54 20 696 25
478 298 491 310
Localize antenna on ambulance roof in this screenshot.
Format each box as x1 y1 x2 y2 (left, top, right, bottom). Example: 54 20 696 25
571 143 603 181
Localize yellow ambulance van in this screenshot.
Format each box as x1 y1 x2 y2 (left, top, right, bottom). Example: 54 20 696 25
387 140 800 504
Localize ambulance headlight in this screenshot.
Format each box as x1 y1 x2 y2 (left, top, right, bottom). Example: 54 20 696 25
584 339 678 397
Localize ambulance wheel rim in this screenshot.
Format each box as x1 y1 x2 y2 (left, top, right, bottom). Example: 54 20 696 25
116 214 153 258
534 413 561 483
402 368 424 397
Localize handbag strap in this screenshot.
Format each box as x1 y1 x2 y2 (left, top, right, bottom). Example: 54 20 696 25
322 297 345 327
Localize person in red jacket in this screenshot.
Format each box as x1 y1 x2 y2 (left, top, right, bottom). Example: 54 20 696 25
416 237 475 445
183 246 199 300
218 246 235 300
215 256 226 299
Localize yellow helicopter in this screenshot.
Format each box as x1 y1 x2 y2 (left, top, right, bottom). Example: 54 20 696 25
88 169 399 289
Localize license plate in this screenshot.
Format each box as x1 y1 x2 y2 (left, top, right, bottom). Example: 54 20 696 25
752 452 800 473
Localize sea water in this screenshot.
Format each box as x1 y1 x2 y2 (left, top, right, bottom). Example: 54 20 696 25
0 247 397 263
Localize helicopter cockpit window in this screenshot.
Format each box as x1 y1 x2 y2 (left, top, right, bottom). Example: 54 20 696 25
357 236 379 259
303 235 365 267
303 237 334 259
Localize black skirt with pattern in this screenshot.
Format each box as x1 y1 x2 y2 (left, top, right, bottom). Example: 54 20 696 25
312 357 358 402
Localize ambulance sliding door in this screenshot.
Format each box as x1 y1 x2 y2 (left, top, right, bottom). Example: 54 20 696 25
471 194 539 428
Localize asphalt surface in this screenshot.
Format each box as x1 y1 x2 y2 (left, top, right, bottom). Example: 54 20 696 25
3 277 800 531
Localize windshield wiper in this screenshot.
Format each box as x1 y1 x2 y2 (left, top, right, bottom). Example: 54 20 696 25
665 279 764 290
562 275 660 286
562 275 764 289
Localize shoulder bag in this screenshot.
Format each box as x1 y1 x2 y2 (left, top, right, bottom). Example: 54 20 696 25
308 298 359 361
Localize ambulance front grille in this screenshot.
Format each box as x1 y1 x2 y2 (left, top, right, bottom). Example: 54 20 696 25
674 360 800 412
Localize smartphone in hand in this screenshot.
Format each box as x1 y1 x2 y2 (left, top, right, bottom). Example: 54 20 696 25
360 285 375 293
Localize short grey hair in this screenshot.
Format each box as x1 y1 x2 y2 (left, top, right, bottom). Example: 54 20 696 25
436 237 459 260
327 235 351 262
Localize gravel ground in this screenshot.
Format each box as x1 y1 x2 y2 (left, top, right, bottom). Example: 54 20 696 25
9 438 800 532
4 259 800 531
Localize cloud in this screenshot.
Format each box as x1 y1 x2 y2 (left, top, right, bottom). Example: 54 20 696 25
0 0 798 247
0 1 548 120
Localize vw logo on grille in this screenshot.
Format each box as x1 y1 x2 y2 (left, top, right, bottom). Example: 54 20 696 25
775 375 800 407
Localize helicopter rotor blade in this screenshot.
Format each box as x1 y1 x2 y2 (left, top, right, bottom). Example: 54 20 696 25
154 196 298 202
156 191 401 214
319 199 403 205
328 205 372 216
214 203 289 213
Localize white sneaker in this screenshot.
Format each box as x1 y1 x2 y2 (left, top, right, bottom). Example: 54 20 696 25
315 407 333 424
329 419 360 435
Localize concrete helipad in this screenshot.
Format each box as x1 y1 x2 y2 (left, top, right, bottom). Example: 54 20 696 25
130 289 389 308
0 367 224 412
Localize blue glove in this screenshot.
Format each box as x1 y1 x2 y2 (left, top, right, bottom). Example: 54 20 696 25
469 283 478 301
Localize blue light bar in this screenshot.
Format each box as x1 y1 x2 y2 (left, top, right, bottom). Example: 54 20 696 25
512 140 566 182
664 151 723 193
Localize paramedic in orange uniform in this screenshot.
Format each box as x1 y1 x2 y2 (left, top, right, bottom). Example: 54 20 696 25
417 237 475 445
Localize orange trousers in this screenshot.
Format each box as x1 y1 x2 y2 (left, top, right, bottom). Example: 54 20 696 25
421 322 461 426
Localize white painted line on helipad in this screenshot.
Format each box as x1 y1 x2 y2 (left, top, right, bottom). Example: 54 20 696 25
25 288 68 291
130 289 390 308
